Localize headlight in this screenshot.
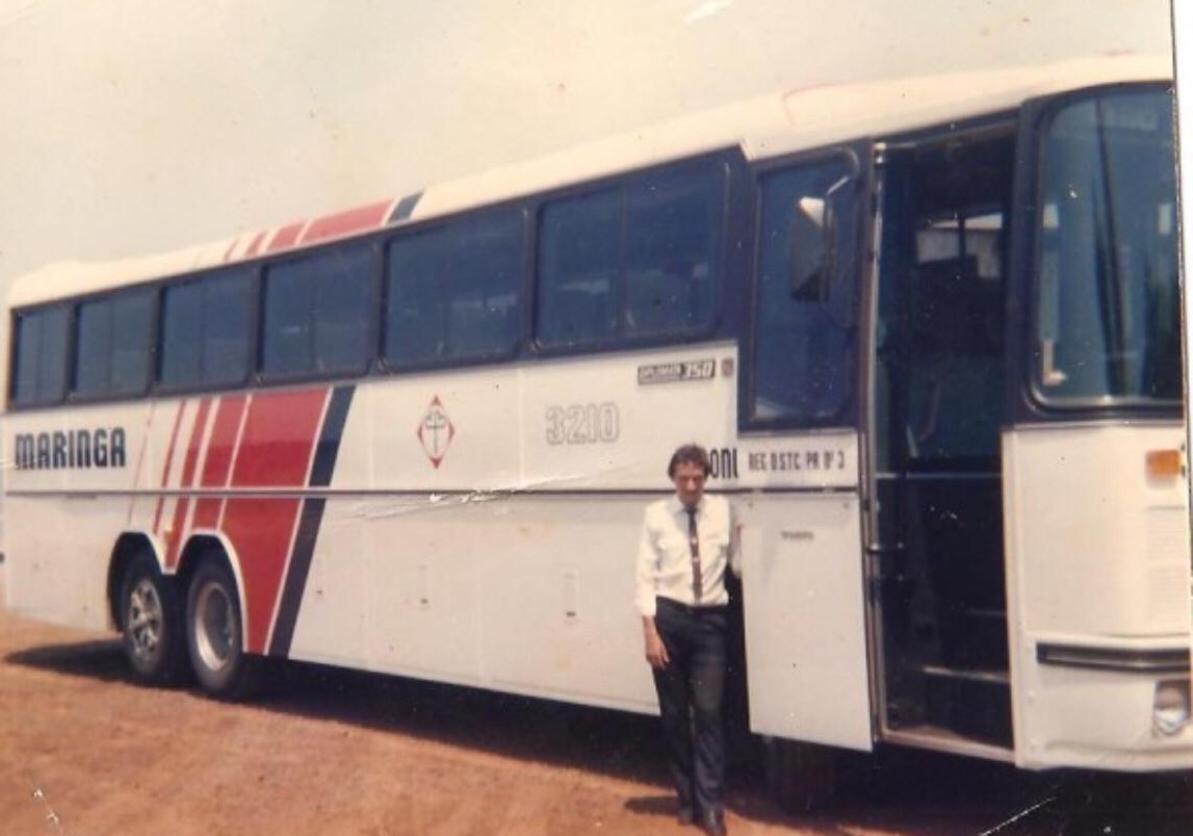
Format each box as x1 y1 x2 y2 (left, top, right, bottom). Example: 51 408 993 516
1153 679 1191 736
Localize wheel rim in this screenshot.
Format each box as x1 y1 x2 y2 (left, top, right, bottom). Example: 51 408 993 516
194 581 236 672
126 578 163 662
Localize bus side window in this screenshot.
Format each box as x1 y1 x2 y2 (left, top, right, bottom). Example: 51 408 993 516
749 157 859 426
160 268 253 389
384 208 522 367
536 159 726 349
11 304 69 407
536 187 621 348
446 211 522 358
262 244 373 378
73 290 154 398
624 165 722 336
386 228 448 364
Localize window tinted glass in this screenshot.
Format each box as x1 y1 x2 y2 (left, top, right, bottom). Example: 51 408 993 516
1034 90 1179 403
384 209 522 365
536 188 621 347
38 307 69 403
11 306 69 406
73 290 153 397
385 228 448 364
160 281 204 386
161 269 253 388
110 291 153 395
263 261 314 376
751 159 858 425
314 249 373 372
536 161 725 348
445 211 521 357
625 165 721 335
264 245 373 377
203 272 252 384
12 312 41 405
74 298 113 396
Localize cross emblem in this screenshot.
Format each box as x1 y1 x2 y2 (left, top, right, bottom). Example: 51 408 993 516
417 396 455 468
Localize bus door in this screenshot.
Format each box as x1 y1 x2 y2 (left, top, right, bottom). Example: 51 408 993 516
868 124 1016 755
740 141 874 752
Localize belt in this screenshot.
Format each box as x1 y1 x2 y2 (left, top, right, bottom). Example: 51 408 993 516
656 596 728 615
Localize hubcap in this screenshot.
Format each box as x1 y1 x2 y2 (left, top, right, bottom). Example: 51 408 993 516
126 578 163 662
194 581 236 672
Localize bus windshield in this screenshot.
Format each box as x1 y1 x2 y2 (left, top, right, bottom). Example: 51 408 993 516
1034 88 1180 406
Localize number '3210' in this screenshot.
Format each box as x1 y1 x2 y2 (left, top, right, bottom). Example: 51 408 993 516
545 403 620 445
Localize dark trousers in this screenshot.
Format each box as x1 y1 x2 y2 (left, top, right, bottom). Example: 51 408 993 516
651 597 728 815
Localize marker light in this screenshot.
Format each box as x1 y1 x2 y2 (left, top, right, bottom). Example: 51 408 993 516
1145 449 1182 481
1153 679 1191 736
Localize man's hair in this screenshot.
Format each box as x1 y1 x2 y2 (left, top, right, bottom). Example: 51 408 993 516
667 443 711 478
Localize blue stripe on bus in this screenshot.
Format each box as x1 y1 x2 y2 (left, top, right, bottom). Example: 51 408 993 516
269 385 356 657
389 191 423 224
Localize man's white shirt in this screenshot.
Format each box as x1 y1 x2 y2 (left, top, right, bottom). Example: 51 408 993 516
635 494 739 617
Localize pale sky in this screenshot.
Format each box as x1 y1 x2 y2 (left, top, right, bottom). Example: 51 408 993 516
0 0 1176 295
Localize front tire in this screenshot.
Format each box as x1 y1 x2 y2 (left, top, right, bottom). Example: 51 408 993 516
186 560 259 699
119 553 186 684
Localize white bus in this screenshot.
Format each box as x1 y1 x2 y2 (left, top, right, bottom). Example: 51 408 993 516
3 52 1188 798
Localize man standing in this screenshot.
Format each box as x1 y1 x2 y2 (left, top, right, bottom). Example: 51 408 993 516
636 443 738 835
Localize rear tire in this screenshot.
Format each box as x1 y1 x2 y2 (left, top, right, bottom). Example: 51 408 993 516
119 553 186 684
186 560 259 700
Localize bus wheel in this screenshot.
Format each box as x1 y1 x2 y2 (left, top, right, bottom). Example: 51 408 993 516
764 738 839 812
119 553 186 684
186 560 258 700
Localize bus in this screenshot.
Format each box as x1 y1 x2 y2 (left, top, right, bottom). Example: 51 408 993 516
3 51 1187 799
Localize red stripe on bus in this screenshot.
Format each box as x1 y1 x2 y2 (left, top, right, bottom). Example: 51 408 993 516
165 397 212 569
244 230 268 259
266 222 305 253
193 394 248 530
300 200 392 245
152 401 188 534
222 237 239 262
222 388 328 653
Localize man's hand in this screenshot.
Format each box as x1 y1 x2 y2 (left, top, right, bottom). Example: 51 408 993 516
643 617 669 669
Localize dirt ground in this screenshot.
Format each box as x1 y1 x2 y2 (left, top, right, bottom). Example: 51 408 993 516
3 570 1192 836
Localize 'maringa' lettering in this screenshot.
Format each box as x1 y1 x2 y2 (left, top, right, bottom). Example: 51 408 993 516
13 428 126 470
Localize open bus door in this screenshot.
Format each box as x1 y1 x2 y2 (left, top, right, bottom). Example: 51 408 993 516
867 122 1018 759
739 140 875 775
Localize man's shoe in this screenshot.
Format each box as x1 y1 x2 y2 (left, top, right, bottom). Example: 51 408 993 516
700 809 726 836
677 805 696 826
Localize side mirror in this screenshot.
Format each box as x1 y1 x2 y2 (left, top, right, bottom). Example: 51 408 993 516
790 174 855 302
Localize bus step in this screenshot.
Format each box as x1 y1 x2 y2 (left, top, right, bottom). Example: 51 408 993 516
919 664 1009 685
922 666 1013 746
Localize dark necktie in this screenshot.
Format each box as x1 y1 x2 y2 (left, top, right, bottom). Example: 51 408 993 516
686 506 703 603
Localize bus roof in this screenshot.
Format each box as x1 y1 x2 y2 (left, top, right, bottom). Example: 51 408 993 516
9 51 1171 310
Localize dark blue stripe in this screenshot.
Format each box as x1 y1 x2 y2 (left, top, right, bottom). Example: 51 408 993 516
389 191 423 224
269 385 355 657
310 386 354 487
